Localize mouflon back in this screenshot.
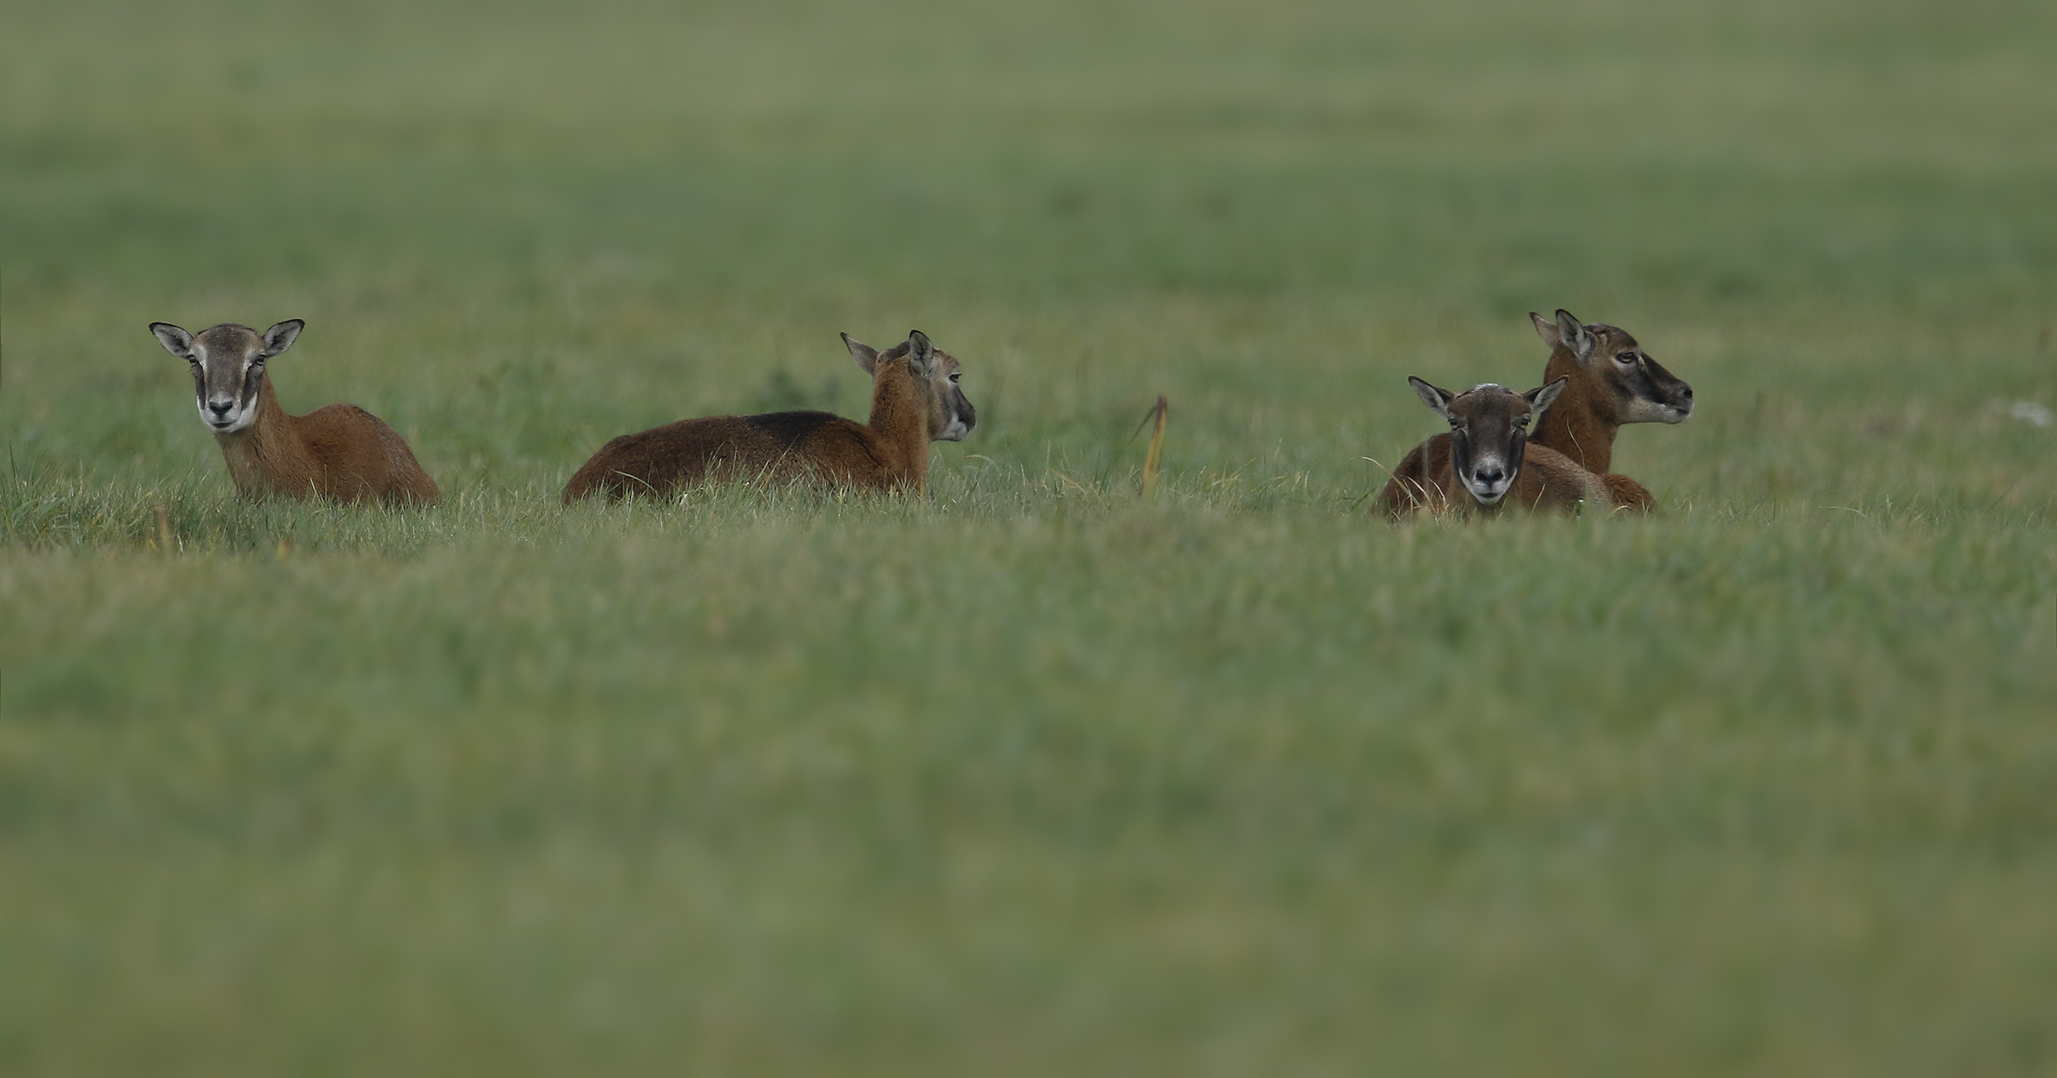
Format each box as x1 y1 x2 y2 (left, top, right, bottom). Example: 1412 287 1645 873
562 329 974 503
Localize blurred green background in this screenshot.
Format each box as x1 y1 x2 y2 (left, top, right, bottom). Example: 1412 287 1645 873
3 0 2054 1074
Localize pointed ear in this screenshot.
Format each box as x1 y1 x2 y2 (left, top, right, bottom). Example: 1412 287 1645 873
1525 376 1570 415
149 322 194 358
1408 376 1455 418
842 332 878 374
1530 311 1561 348
1554 309 1595 362
262 319 305 356
905 329 935 377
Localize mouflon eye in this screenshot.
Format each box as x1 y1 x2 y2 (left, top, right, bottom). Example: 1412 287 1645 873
1615 352 1637 364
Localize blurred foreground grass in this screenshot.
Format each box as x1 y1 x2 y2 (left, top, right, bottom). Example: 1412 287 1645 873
3 0 2055 1074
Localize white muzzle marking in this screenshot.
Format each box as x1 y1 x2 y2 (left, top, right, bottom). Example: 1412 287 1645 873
1625 398 1693 425
1467 483 1510 505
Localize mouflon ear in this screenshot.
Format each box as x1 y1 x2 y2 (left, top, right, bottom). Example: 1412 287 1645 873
842 332 879 374
905 330 935 377
1408 376 1455 419
1530 310 1561 348
1525 376 1570 416
261 319 305 357
1554 309 1596 362
149 322 195 358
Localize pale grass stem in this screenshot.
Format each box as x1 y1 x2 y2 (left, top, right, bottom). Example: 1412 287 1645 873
1141 396 1168 497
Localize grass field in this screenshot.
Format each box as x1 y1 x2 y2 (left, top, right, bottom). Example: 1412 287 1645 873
4 0 2055 1074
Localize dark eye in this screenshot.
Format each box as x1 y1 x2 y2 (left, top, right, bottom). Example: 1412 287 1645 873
1616 352 1637 364
948 372 960 383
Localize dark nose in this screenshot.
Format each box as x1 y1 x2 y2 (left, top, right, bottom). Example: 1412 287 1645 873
1475 466 1504 486
1680 383 1694 402
208 400 234 417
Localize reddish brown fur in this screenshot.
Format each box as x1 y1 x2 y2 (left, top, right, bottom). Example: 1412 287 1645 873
1535 330 1627 474
562 332 973 503
1386 428 1657 514
1382 427 1653 516
1599 473 1656 512
220 380 442 504
1380 434 1610 518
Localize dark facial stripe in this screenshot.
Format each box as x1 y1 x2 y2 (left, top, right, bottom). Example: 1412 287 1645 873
239 364 264 412
1611 357 1691 410
1642 355 1692 405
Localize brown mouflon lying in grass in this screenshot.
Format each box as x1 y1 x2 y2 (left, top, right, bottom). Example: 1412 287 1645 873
1379 377 1623 517
148 319 440 506
1382 309 1692 512
563 330 974 503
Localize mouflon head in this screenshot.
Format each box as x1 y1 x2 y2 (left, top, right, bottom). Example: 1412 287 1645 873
1409 376 1568 505
149 319 305 434
1530 308 1692 425
842 329 976 441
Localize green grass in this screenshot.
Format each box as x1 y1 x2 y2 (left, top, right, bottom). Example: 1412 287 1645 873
4 0 2056 1074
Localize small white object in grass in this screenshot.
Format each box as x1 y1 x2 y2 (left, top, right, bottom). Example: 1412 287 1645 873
1984 399 2052 428
2009 400 2053 428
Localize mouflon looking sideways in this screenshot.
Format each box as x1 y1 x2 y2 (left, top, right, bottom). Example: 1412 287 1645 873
1524 308 1694 509
562 329 975 503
